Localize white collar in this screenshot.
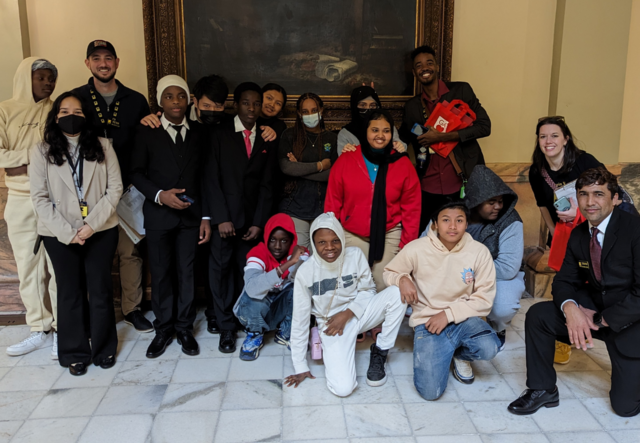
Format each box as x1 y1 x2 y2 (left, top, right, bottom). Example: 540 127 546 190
160 113 190 131
234 115 255 133
588 210 613 235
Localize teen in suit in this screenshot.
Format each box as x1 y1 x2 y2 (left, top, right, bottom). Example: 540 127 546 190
205 82 277 353
30 91 123 376
508 168 640 417
130 75 211 359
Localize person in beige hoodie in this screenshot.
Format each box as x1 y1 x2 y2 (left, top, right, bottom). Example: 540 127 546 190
0 57 59 358
383 200 499 400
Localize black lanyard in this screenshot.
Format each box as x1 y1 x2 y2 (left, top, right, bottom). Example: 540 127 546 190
65 150 84 198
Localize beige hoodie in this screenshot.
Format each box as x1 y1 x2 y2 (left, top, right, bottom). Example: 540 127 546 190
383 224 496 327
0 57 54 193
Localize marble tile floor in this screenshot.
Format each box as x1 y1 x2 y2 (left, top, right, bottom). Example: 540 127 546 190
0 297 637 443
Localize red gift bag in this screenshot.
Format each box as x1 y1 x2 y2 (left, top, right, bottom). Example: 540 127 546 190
548 211 586 271
425 99 476 158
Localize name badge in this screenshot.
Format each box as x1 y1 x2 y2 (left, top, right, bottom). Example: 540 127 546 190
80 201 88 219
579 261 590 269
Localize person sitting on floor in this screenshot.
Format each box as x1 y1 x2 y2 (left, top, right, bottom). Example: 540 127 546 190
384 201 499 399
285 212 407 396
234 213 309 361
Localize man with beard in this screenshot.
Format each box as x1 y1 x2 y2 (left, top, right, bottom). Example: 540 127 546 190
73 40 153 333
400 45 491 233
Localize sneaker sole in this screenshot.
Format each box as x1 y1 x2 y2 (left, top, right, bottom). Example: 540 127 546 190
366 373 388 387
554 357 571 365
6 344 48 357
274 336 289 347
508 400 559 415
51 352 58 360
239 342 264 361
123 320 154 333
453 368 475 385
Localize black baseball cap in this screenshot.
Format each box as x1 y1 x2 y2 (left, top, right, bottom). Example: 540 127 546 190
86 40 117 58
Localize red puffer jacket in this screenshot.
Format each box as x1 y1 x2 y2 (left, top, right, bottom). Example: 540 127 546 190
324 146 421 248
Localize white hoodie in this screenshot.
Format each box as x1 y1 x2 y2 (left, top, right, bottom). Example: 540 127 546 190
290 212 376 374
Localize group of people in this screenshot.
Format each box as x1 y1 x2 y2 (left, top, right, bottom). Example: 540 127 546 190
1 39 639 419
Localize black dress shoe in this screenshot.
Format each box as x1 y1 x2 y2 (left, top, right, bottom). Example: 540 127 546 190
177 330 200 356
508 388 559 415
207 318 220 334
218 330 237 353
97 355 116 369
124 310 154 333
69 362 88 376
146 332 172 358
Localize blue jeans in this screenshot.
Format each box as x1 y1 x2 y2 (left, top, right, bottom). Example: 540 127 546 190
413 317 500 401
234 285 293 336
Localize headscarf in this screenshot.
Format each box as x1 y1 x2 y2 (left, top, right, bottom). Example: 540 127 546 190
31 59 58 81
156 75 190 106
343 86 381 142
360 110 408 266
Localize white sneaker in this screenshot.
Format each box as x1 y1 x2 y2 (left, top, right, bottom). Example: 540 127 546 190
6 331 50 356
51 332 58 360
452 357 475 384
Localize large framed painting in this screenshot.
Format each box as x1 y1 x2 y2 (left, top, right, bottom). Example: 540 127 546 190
142 0 454 126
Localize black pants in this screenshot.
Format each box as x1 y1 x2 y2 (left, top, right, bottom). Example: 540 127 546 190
146 224 199 334
419 190 461 233
208 228 257 330
526 302 640 417
43 227 118 367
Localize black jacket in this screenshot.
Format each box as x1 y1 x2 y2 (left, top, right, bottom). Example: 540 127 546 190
552 208 640 358
399 81 490 179
205 118 277 230
73 78 151 187
130 123 208 230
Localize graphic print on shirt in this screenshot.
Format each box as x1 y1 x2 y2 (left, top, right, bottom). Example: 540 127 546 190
461 268 475 285
308 273 356 295
324 143 332 152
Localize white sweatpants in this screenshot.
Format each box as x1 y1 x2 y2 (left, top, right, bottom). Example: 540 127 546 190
318 285 406 397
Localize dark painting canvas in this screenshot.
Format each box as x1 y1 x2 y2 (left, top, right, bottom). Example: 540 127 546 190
183 0 418 96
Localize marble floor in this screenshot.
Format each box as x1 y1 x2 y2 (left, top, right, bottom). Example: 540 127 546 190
0 297 637 443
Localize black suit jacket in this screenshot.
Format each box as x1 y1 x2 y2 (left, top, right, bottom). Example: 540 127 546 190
130 123 208 230
399 81 490 179
552 207 640 357
205 119 276 230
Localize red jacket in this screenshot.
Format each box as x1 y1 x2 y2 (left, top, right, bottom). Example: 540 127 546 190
325 146 421 248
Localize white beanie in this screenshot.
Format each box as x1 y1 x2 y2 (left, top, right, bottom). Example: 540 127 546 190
156 75 190 107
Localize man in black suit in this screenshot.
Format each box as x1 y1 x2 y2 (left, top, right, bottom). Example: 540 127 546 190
130 75 211 358
399 45 491 232
205 82 277 353
508 167 640 417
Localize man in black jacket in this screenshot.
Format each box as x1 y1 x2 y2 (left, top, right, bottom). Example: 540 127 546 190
508 168 640 417
400 45 491 232
73 40 153 333
205 82 277 353
131 75 211 358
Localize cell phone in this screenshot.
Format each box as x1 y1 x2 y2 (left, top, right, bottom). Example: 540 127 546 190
177 194 195 204
411 123 429 136
554 197 571 212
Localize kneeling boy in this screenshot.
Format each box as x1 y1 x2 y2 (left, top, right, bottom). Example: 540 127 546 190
234 213 308 361
285 212 407 397
384 201 498 400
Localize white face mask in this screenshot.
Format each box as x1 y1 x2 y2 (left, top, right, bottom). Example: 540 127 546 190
302 112 321 128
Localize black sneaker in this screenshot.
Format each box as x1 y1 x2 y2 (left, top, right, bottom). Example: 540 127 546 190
124 310 154 333
366 343 389 387
497 330 506 352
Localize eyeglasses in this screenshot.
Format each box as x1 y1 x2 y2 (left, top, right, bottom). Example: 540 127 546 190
357 103 379 110
538 115 565 123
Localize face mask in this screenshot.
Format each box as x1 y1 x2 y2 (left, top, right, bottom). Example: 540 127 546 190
359 109 374 121
58 115 86 135
199 110 225 125
302 112 321 128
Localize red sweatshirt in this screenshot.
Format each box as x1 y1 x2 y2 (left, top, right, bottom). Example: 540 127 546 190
325 146 421 248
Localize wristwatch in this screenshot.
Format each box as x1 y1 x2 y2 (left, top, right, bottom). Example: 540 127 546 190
593 313 607 328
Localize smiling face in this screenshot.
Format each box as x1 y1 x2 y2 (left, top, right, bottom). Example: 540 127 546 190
268 228 293 261
159 86 188 124
537 124 568 162
477 196 504 221
366 117 392 150
312 228 342 263
412 52 439 86
85 49 119 84
434 208 468 251
577 183 616 226
32 69 56 102
262 89 284 118
235 90 261 128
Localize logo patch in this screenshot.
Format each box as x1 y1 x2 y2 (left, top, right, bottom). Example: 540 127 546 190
324 143 332 152
461 268 475 285
579 261 590 269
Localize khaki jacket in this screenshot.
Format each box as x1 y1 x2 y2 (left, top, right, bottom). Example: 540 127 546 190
29 138 123 244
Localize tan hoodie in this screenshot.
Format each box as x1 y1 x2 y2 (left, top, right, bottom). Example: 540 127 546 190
383 224 496 327
0 57 54 193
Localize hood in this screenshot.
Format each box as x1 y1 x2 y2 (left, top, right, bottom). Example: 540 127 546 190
13 57 52 104
263 213 298 257
426 222 471 254
464 165 518 222
309 212 346 271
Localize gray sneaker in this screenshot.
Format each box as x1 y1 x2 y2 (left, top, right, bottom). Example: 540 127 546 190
51 332 58 360
6 331 50 356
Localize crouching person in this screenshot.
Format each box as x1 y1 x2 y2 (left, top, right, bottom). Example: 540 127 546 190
285 212 407 397
384 201 499 400
234 214 309 360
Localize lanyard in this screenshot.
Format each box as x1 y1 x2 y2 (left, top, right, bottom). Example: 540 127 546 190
65 150 84 200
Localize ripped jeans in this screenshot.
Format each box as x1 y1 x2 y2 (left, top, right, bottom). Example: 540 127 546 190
413 317 500 401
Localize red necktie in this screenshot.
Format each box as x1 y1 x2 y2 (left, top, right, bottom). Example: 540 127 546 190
243 129 252 158
590 227 602 282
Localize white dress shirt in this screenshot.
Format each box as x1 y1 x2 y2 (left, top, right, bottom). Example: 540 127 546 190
234 115 256 153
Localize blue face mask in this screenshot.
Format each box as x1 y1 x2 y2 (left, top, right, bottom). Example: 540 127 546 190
302 112 321 128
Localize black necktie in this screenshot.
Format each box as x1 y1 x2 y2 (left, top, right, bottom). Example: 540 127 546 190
171 125 184 149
